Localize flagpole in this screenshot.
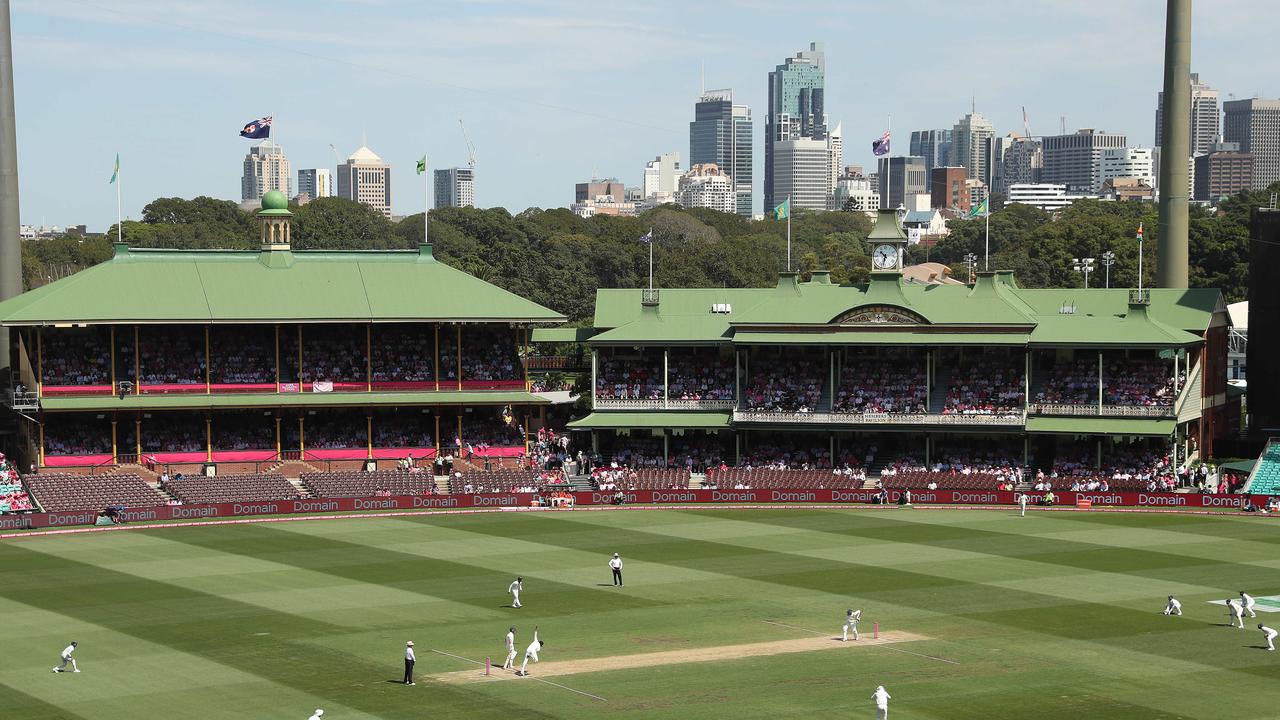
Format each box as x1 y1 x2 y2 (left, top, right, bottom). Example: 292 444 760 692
786 197 791 271
648 226 654 291
984 135 991 271
886 115 892 211
1138 225 1144 292
116 156 122 244
424 155 430 246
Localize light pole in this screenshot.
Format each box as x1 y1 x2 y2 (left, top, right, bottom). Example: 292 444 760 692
1073 257 1096 288
1100 251 1116 289
963 252 978 284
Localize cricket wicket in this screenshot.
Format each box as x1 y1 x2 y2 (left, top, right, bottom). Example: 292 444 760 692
486 656 491 675
874 622 879 639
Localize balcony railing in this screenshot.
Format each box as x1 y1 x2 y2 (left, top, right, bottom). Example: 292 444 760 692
1129 288 1151 305
732 410 1025 426
4 390 38 412
1027 403 1173 418
594 397 735 411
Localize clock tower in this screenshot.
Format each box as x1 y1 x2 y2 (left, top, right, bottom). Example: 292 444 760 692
866 207 908 274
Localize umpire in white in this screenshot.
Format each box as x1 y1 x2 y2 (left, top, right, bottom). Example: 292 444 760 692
403 641 416 685
609 553 623 586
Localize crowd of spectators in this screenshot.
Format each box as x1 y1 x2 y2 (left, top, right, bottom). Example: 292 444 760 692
1104 359 1178 407
372 416 434 449
138 327 206 385
943 360 1024 416
1035 360 1097 404
437 330 459 383
596 355 663 399
744 354 823 412
529 426 572 470
43 418 110 455
210 327 275 384
460 326 521 381
668 435 726 472
299 326 367 384
667 351 734 401
833 355 926 414
140 414 206 453
210 415 276 450
370 325 435 383
457 414 524 451
0 453 34 512
604 438 664 468
742 442 833 469
41 328 111 386
285 411 366 450
1042 441 1175 491
927 439 1024 486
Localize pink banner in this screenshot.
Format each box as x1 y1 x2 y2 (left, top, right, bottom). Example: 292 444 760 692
303 448 371 460
466 447 525 458
370 447 438 460
41 454 114 467
210 450 278 462
139 383 206 395
301 382 367 393
41 385 113 397
460 380 526 390
148 451 209 464
370 381 436 392
210 383 276 394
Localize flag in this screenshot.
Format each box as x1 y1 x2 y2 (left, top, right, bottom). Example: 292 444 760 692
772 198 790 221
871 131 891 156
639 229 653 244
416 155 427 176
109 154 119 184
966 198 988 219
239 116 272 139
1136 222 1144 242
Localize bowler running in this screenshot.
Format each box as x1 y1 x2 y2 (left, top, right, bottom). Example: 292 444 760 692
518 625 543 676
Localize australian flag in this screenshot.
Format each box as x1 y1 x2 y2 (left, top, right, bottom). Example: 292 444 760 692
871 130 891 156
239 116 272 139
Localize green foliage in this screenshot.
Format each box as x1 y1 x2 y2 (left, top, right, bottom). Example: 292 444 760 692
291 197 401 250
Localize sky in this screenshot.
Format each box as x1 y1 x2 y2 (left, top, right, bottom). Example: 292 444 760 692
10 0 1280 231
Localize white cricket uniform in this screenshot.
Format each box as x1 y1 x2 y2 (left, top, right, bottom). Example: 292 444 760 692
1019 493 1028 516
503 630 517 669
1164 598 1182 616
509 580 522 608
52 644 78 672
308 711 324 720
1229 600 1245 628
1242 593 1258 618
520 631 541 673
1262 625 1279 651
872 686 891 720
843 610 862 641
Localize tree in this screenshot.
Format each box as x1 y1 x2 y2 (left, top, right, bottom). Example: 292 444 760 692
291 197 399 250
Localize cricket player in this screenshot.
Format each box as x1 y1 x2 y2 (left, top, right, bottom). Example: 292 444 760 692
52 641 79 673
503 626 518 670
610 553 623 586
403 640 416 685
509 577 523 608
1019 492 1028 517
843 608 862 641
871 685 891 719
518 625 543 676
1228 599 1246 629
1260 623 1278 651
1163 596 1182 616
308 710 324 720
1241 591 1258 618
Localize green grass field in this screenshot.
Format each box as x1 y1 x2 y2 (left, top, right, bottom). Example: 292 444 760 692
3 507 1279 719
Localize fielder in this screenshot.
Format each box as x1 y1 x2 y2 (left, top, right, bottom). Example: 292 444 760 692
509 577 523 608
871 685 891 719
1260 623 1278 651
1163 596 1182 616
1019 492 1028 517
308 710 324 720
51 641 79 673
503 626 518 670
1228 599 1246 629
843 608 862 641
1241 591 1258 618
517 625 543 676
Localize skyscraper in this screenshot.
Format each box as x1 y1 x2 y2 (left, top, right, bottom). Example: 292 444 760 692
1156 73 1221 157
1194 143 1254 201
1042 129 1127 194
336 145 392 218
675 164 736 214
826 122 843 209
910 129 952 173
765 42 826 212
434 167 475 209
241 141 291 202
773 138 830 211
948 113 995 183
994 135 1043 194
877 156 927 210
689 89 753 216
1223 98 1280 189
641 153 681 199
296 168 331 203
1099 148 1155 191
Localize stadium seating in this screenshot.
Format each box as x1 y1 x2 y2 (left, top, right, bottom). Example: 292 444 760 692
450 469 548 493
301 470 439 498
1248 444 1280 495
26 473 167 512
164 474 299 504
706 468 858 489
879 472 1002 490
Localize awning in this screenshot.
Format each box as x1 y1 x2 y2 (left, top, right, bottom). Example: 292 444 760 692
1025 416 1175 436
1219 459 1257 475
531 327 596 343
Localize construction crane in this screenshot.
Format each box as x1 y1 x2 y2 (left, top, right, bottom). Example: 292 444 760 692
458 118 476 170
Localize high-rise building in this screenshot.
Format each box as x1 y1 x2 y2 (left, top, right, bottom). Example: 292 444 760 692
1006 183 1091 212
1223 98 1280 189
575 179 625 204
773 138 831 211
765 42 826 211
910 129 952 173
434 167 475 209
948 112 995 183
296 168 331 203
877 156 927 210
689 89 753 216
826 122 843 210
241 141 291 202
1042 129 1127 194
1156 72 1221 157
930 166 969 212
642 153 681 199
336 146 392 218
674 163 736 214
1099 148 1155 192
994 135 1043 194
1194 143 1255 201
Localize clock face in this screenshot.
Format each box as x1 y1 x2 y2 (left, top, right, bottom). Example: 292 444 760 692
872 244 897 269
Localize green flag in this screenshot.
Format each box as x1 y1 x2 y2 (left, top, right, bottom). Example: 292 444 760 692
416 154 426 176
109 154 119 184
772 198 789 221
966 197 988 219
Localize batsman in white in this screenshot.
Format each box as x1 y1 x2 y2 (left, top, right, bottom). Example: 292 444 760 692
307 710 324 720
1019 492 1029 517
1240 591 1258 618
1228 599 1246 629
51 641 79 673
871 685 891 719
1163 596 1182 616
1260 623 1278 651
509 577 523 608
518 625 543 676
843 609 862 641
503 626 518 670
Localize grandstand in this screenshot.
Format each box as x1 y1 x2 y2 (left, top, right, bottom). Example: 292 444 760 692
26 473 165 512
1245 439 1280 495
163 474 299 504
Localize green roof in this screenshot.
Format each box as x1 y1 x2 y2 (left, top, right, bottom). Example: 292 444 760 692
40 391 546 412
567 411 732 429
591 288 775 344
1024 416 1175 436
0 245 565 325
734 330 1028 346
531 327 597 343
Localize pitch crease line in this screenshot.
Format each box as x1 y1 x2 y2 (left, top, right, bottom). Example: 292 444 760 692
764 619 958 665
432 649 606 702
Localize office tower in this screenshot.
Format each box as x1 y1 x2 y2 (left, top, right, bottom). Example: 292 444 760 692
296 168 331 203
241 141 291 201
1194 143 1255 201
1223 98 1280 189
1099 148 1155 191
675 163 736 214
995 135 1043 194
1156 72 1221 157
690 89 754 216
765 42 826 211
773 138 831 210
826 122 843 209
877 155 927 210
1041 129 1127 194
642 153 681 199
434 167 475 209
910 129 952 173
336 145 393 218
948 112 995 183
575 179 625 203
930 166 969 212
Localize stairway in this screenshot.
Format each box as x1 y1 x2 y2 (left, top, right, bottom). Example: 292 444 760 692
288 478 314 498
929 368 951 415
1027 367 1049 404
118 462 160 482
268 460 322 479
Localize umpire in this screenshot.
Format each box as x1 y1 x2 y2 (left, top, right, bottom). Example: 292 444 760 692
403 641 416 685
609 553 623 586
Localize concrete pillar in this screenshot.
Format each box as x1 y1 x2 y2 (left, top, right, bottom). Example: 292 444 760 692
1156 0 1191 289
0 3 22 376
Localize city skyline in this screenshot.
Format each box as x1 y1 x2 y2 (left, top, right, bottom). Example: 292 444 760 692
10 0 1280 230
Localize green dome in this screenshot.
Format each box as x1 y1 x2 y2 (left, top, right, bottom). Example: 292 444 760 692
261 190 288 211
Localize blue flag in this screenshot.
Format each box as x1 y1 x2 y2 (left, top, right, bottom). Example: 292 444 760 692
871 131 891 156
639 229 653 244
239 116 272 139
